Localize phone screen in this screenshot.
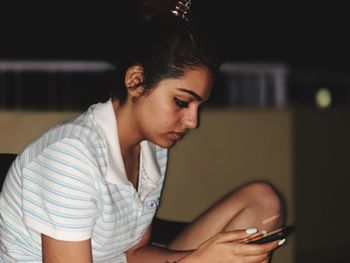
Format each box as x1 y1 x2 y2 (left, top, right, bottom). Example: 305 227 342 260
247 225 295 244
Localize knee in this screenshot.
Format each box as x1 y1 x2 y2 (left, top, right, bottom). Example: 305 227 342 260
243 181 284 216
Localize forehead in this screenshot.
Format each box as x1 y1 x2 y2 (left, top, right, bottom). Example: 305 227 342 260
182 67 213 83
158 67 213 100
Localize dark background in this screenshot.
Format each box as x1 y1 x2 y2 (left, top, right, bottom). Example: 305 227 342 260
1 2 350 262
1 1 350 71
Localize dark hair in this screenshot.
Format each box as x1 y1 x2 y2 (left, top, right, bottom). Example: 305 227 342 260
113 0 219 104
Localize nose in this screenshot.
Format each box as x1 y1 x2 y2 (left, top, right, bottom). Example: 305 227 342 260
184 107 199 129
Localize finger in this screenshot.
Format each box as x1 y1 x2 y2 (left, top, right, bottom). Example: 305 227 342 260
216 228 258 243
240 232 264 243
237 239 283 256
260 255 271 263
243 253 269 263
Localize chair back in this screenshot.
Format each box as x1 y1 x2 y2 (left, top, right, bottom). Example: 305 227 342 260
0 153 17 190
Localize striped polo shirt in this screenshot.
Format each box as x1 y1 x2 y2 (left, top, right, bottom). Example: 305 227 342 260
0 100 168 262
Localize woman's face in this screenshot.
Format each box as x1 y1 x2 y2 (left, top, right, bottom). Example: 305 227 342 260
134 66 213 148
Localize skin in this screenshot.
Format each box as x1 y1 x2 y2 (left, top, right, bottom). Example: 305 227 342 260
115 65 213 150
41 66 284 262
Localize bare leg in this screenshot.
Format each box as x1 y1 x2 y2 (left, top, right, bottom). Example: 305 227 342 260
168 181 285 251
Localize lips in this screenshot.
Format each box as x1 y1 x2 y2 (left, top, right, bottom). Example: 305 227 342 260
169 131 186 141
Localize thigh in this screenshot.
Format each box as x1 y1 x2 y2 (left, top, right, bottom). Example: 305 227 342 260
167 181 283 251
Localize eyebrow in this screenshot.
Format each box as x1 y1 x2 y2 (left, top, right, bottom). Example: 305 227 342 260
178 88 202 101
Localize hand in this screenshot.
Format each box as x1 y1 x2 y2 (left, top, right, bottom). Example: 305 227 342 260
182 229 284 263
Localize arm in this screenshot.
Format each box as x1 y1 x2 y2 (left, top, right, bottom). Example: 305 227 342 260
42 225 189 263
42 234 92 263
127 226 283 263
126 226 192 263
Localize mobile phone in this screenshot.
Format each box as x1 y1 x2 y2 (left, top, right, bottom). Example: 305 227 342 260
247 225 295 244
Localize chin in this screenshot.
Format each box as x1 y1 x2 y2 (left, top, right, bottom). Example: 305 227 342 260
157 141 176 149
150 138 177 149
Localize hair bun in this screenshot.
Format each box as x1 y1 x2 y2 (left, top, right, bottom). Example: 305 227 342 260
140 0 192 22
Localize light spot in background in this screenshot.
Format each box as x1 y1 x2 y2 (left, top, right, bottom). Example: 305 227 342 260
315 87 332 109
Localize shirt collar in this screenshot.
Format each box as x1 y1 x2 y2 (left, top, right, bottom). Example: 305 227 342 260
93 100 162 187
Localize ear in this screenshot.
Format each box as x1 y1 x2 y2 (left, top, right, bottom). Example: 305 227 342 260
125 65 145 97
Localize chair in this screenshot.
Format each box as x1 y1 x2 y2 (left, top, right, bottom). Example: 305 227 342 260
0 153 17 190
0 153 186 245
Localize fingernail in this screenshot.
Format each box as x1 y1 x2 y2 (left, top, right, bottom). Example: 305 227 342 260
245 227 258 234
261 230 268 237
278 239 286 246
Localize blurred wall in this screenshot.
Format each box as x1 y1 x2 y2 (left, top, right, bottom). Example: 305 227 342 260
0 111 79 153
294 109 350 263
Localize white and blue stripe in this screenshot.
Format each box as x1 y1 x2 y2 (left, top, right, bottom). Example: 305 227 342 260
0 100 168 262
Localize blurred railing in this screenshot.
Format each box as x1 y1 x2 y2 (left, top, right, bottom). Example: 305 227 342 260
0 61 115 110
210 62 288 108
0 61 291 110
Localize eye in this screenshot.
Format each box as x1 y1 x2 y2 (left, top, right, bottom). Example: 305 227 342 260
174 97 189 108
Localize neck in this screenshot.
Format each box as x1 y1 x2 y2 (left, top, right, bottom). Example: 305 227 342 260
112 99 143 156
112 99 142 188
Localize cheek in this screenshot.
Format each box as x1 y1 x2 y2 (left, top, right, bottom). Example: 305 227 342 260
149 104 180 130
154 110 174 128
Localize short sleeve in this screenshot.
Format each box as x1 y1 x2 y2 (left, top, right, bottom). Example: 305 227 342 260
22 138 100 241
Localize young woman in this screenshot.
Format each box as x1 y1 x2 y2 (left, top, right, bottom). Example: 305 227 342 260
0 1 286 262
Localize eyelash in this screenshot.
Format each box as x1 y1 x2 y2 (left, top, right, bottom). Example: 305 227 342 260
174 97 189 108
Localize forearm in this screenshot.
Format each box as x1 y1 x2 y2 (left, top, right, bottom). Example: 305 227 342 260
127 244 194 263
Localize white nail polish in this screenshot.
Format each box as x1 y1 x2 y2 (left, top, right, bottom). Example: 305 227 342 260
245 228 258 234
278 239 286 246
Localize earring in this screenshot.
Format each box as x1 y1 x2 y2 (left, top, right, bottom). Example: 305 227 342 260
136 86 144 95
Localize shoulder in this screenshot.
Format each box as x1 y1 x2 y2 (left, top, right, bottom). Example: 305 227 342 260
19 105 107 172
